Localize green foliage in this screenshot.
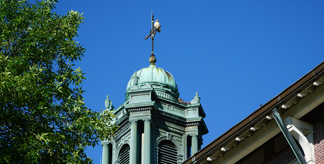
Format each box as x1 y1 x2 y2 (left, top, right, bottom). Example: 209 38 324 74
0 0 117 163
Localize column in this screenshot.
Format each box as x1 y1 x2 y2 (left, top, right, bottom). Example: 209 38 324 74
191 135 198 154
102 143 109 164
130 120 138 164
144 119 151 164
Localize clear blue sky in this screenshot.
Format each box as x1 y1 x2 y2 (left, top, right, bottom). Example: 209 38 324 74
51 1 324 163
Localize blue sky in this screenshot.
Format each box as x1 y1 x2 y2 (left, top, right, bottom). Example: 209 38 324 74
51 1 324 163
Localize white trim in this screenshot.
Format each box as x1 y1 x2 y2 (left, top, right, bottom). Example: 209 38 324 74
285 116 315 164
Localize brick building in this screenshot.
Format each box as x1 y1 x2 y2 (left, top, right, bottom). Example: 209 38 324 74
184 62 324 164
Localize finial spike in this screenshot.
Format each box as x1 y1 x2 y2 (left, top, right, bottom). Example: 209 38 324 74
105 95 113 110
149 54 156 65
190 91 201 104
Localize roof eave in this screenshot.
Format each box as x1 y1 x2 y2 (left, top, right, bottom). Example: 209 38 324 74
183 61 324 164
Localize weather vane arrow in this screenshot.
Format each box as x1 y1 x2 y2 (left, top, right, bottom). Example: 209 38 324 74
145 11 161 56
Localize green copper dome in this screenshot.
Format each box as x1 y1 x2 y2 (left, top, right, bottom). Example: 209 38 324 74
126 62 179 100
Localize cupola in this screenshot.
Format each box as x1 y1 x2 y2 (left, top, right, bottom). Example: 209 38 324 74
126 55 179 100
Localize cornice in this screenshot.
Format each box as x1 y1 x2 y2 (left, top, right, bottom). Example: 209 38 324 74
124 101 156 109
127 106 153 112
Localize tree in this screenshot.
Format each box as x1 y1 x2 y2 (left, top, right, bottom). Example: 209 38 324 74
0 0 117 163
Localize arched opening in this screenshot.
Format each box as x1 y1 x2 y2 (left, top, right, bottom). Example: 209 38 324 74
108 143 112 164
118 144 130 164
158 140 178 164
187 135 192 158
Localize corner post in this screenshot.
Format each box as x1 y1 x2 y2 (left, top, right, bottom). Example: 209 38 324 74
191 135 198 154
130 120 138 164
144 119 151 164
101 142 109 164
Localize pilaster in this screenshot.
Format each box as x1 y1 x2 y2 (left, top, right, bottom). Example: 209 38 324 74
192 135 198 154
102 143 109 164
144 119 151 164
130 120 138 164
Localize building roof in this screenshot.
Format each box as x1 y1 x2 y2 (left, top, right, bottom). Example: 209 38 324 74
126 55 179 99
126 64 178 91
183 61 324 164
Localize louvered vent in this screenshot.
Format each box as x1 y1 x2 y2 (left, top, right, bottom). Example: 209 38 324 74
158 140 178 164
119 144 130 164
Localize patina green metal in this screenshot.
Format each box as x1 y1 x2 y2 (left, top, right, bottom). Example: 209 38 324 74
101 57 208 163
101 12 208 163
272 108 307 164
101 142 109 164
130 120 138 164
126 64 179 99
105 95 114 111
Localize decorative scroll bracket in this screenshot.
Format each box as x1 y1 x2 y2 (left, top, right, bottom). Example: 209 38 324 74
272 108 307 164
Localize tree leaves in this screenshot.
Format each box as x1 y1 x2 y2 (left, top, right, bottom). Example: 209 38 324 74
0 0 117 163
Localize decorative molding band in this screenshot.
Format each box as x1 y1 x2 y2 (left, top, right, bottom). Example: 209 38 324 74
114 107 125 117
158 115 201 127
156 91 176 101
115 121 130 139
186 122 200 126
128 107 152 112
115 127 130 141
159 115 186 126
166 132 173 140
115 130 130 144
116 114 128 125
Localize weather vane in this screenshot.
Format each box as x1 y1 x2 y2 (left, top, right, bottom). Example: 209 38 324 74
145 10 161 57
